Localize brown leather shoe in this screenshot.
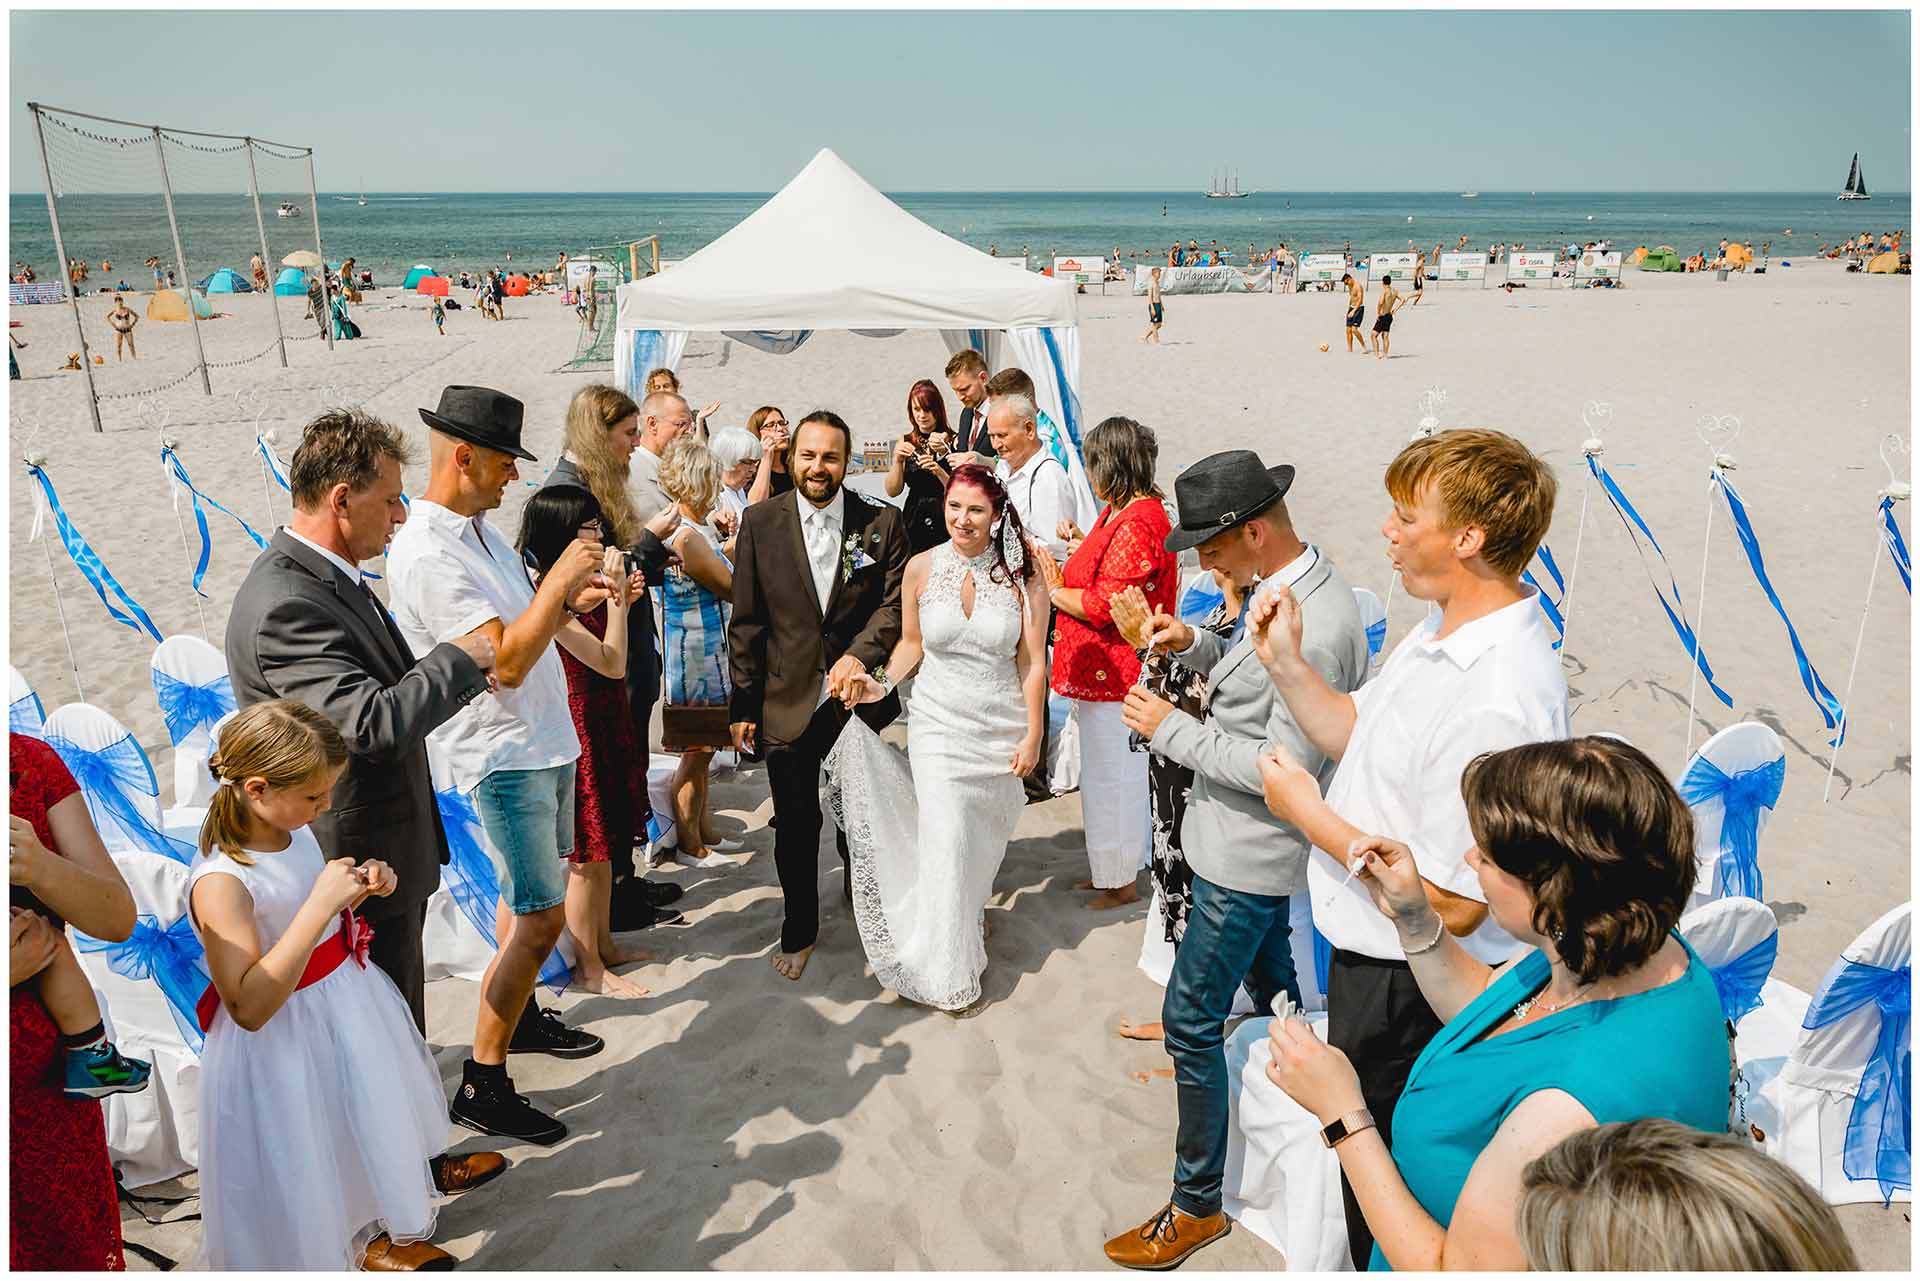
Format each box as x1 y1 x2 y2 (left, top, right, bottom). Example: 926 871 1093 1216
431 1150 507 1195
362 1234 455 1271
1103 1203 1230 1270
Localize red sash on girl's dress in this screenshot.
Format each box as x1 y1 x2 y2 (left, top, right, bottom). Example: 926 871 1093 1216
194 910 374 1033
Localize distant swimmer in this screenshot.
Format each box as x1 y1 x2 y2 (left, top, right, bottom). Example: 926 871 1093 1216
1371 274 1403 361
1162 205 1167 216
1341 272 1367 354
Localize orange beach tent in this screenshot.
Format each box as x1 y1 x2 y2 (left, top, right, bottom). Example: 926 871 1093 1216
1866 250 1902 274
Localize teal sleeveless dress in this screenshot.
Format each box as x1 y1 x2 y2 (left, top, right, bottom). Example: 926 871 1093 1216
1369 934 1727 1271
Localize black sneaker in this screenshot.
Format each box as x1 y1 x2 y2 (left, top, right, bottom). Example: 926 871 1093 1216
449 1067 566 1146
509 1005 605 1059
641 879 685 907
609 882 688 932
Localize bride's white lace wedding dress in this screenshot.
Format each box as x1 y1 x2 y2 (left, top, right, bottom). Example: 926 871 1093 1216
826 542 1031 1010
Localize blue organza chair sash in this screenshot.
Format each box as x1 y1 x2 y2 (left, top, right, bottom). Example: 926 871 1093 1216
1678 754 1785 900
9 690 46 736
72 913 209 1053
44 732 196 864
436 786 569 993
152 670 236 745
1802 959 1911 1203
1709 930 1777 1024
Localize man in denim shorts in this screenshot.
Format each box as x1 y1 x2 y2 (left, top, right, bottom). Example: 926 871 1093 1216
388 385 611 1146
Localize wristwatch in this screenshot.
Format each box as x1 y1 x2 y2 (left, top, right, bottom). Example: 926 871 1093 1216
1319 1108 1376 1149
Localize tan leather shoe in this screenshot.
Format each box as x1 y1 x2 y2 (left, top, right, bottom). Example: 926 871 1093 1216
1103 1203 1230 1270
362 1233 455 1271
431 1150 507 1195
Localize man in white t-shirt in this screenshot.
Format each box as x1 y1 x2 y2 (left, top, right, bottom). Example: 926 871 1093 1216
387 385 615 1149
1246 428 1567 1268
988 394 1082 562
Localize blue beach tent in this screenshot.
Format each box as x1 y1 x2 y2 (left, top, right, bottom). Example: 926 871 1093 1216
401 265 437 289
273 267 310 296
199 267 251 294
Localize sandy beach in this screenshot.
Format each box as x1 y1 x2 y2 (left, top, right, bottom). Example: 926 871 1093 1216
7 261 1910 1267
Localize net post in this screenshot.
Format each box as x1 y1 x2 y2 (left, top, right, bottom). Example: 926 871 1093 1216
29 104 104 432
151 127 214 396
244 139 289 369
305 151 333 351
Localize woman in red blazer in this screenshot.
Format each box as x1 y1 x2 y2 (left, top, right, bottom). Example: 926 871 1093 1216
1037 417 1176 909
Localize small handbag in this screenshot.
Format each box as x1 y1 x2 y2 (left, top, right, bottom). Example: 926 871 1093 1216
660 703 732 751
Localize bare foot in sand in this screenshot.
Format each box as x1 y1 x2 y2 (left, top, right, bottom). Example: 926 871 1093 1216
772 943 815 981
573 968 650 998
1129 1067 1176 1084
1088 885 1140 910
597 939 658 968
1118 1019 1165 1041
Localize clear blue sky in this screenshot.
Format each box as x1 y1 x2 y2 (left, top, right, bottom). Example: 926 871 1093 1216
10 8 1911 192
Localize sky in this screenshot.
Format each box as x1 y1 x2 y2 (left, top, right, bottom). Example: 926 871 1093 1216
9 8 1912 193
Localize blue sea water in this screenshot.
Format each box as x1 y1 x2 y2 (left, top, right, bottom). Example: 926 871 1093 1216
9 190 1909 287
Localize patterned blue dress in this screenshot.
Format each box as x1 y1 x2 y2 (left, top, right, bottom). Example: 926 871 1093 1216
662 521 731 719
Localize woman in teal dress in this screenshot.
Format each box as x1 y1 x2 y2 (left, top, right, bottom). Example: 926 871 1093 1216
1255 736 1729 1271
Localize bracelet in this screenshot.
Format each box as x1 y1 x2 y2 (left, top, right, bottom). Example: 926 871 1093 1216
872 666 895 695
1319 1107 1376 1150
1400 911 1447 957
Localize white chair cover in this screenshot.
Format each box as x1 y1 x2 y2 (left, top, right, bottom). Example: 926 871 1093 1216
1678 897 1780 1025
39 703 200 862
68 848 204 1188
644 753 681 858
1749 902 1911 1205
1220 1013 1351 1270
149 635 235 809
1677 721 1785 909
10 664 46 737
1351 588 1387 666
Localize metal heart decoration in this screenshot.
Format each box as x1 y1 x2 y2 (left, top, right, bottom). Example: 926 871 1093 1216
1694 413 1742 455
1418 386 1447 417
1879 432 1909 488
1581 400 1614 435
138 399 173 437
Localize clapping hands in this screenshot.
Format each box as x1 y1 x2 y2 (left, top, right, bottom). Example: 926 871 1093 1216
1248 584 1305 670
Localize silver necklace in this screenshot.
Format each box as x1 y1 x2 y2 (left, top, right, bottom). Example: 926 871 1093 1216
1511 979 1608 1022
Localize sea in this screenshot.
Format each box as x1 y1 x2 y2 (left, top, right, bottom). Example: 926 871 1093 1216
9 190 1909 287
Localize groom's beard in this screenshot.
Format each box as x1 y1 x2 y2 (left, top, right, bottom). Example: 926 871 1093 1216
798 471 843 504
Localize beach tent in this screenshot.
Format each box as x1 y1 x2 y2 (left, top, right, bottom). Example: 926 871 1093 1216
1866 250 1902 274
1637 248 1683 272
146 288 212 321
401 265 437 290
616 147 1085 485
198 267 251 294
504 274 530 297
1629 246 1649 265
272 267 309 296
1727 243 1753 267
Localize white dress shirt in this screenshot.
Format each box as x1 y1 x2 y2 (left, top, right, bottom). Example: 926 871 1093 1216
284 527 363 586
1309 588 1568 964
798 488 846 612
996 448 1079 561
384 498 579 793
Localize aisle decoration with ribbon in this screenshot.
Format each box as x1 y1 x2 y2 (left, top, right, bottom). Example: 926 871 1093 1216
256 433 293 492
1519 543 1567 650
1880 495 1911 594
72 913 210 1053
25 461 164 643
161 443 269 597
436 784 571 993
1800 958 1912 1204
1705 928 1778 1024
152 670 236 745
1678 752 1785 901
43 731 196 864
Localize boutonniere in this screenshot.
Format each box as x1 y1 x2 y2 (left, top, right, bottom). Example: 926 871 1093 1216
842 531 876 576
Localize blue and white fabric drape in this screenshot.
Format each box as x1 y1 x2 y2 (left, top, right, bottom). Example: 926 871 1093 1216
436 784 570 993
151 670 236 746
1880 495 1911 594
1708 929 1778 1023
614 329 690 397
44 731 196 864
26 464 164 642
72 914 210 1053
1678 753 1785 901
161 446 269 597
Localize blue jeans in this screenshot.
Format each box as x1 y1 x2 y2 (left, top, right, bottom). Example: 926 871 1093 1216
1164 874 1301 1219
470 762 576 916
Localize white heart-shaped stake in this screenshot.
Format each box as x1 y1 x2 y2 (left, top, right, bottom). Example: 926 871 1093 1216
1581 400 1614 435
1878 433 1909 489
139 399 173 438
1694 412 1742 456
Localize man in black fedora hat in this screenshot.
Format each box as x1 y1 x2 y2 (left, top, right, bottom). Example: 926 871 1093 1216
386 385 619 1147
1104 449 1368 1270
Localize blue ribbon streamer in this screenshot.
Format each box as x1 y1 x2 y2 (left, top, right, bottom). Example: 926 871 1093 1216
26 465 164 643
436 785 570 994
1364 618 1386 658
1707 929 1778 1024
1311 924 1331 996
43 732 196 864
1881 496 1910 594
1586 456 1734 707
257 437 293 492
1801 958 1911 1203
151 670 236 745
10 690 46 737
163 447 269 596
1712 472 1845 742
1677 754 1785 900
1038 326 1084 449
72 913 209 1053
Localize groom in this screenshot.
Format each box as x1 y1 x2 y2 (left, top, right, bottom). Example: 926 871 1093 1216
729 410 908 980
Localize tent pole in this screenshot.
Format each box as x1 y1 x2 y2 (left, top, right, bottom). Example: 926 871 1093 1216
152 127 214 396
243 139 289 369
305 151 333 351
29 103 104 432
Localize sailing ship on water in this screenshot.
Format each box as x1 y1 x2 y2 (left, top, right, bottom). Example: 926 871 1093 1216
1204 168 1252 199
1838 152 1871 201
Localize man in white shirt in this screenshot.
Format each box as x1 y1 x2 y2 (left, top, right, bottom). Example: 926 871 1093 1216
943 346 996 468
989 393 1083 562
386 385 614 1148
629 389 695 525
1246 428 1567 1268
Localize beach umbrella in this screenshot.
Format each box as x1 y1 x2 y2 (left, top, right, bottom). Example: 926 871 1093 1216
415 275 449 297
281 250 322 270
504 274 530 297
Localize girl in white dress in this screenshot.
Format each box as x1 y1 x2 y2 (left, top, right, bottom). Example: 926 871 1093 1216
187 701 451 1270
828 464 1050 1011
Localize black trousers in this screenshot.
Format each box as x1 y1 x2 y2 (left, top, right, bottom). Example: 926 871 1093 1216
1325 948 1445 1270
764 701 852 953
365 896 430 1036
622 608 661 882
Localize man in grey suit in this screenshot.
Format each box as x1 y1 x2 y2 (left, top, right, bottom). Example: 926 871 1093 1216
1104 451 1369 1270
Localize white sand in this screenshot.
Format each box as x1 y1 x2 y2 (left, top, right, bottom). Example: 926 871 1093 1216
7 263 1909 1267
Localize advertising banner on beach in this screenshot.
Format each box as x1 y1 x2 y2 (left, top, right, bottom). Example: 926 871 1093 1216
1575 251 1623 280
1438 252 1489 284
8 282 66 305
1299 254 1352 284
566 259 618 289
1132 265 1272 295
1508 251 1558 282
1052 256 1106 285
1367 252 1418 282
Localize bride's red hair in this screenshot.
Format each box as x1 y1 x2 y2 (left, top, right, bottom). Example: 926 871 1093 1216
945 464 1035 585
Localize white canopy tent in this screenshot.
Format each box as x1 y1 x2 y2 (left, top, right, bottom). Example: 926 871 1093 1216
615 148 1092 490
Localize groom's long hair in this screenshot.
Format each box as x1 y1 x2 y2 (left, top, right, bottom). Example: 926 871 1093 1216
946 464 1036 587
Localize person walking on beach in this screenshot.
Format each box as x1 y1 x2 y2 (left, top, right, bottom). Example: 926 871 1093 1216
1409 252 1426 306
431 294 446 336
1142 266 1165 343
1371 274 1403 360
107 296 137 361
1341 272 1367 353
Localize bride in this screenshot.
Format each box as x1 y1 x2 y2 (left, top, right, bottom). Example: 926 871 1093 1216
827 464 1049 1011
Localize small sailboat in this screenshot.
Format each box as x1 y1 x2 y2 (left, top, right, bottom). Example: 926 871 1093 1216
357 176 367 207
1838 152 1871 201
276 201 299 218
1459 191 1479 199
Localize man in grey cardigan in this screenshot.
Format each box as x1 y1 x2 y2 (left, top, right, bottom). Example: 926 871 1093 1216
1104 451 1369 1270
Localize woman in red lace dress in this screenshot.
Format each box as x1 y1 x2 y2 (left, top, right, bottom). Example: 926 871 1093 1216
10 732 139 1270
1035 418 1177 911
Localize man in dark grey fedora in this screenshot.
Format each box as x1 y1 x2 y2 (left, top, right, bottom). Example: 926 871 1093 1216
1104 449 1368 1270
